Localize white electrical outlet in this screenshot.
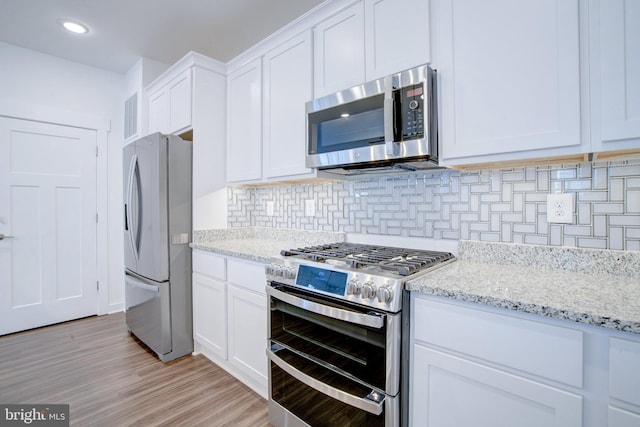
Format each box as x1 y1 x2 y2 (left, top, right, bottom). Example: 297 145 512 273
305 199 315 217
547 194 573 224
266 201 274 216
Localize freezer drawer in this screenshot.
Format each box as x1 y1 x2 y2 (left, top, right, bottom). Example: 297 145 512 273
125 273 171 356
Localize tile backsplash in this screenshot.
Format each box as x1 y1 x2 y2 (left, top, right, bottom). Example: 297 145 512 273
227 160 640 251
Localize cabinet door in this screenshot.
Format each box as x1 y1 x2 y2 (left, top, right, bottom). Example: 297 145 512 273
592 0 640 151
436 0 581 162
314 2 365 97
148 89 169 135
147 69 192 135
192 273 227 359
227 284 268 393
364 0 430 80
227 59 263 183
609 407 640 427
411 345 583 427
609 337 640 407
263 31 314 179
168 69 192 134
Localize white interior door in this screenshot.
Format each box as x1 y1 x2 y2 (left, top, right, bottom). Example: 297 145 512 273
0 117 97 335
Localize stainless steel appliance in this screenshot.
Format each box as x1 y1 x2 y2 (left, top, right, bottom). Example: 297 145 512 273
123 132 193 362
306 64 439 175
266 243 455 426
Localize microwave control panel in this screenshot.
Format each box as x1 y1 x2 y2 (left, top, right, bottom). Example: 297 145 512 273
399 83 425 140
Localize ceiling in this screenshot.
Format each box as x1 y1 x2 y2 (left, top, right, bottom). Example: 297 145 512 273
0 0 326 74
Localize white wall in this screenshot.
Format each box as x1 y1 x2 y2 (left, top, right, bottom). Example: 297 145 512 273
0 41 127 313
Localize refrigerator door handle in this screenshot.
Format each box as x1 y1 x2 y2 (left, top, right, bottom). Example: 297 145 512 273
128 279 160 293
126 154 142 259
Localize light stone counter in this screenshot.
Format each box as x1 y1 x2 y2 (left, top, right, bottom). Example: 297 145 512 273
191 227 345 264
407 241 640 334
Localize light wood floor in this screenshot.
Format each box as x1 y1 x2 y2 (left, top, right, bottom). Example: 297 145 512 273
0 313 270 426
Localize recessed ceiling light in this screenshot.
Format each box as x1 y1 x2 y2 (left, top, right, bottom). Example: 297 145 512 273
60 20 89 34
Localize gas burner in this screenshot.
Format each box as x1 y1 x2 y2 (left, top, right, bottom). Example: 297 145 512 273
280 242 454 276
270 242 456 313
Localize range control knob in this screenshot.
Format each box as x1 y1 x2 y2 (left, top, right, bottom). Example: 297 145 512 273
346 279 361 295
281 267 294 280
377 286 393 303
265 264 276 275
361 282 377 299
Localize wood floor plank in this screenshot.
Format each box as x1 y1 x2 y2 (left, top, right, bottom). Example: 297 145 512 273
0 313 270 426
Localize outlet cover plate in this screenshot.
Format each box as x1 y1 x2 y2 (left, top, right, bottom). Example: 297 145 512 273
547 194 573 224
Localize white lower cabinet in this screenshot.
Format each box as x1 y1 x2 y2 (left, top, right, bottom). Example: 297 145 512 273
410 294 640 427
410 295 582 427
609 407 640 427
192 272 227 359
412 345 582 427
227 284 268 391
192 250 268 398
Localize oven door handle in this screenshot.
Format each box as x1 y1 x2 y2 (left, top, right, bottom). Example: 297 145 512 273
267 286 384 329
267 348 384 416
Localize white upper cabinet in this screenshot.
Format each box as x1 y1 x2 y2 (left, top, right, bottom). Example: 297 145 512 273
263 30 314 179
364 0 430 80
227 58 263 183
314 0 431 97
145 53 227 230
590 0 640 153
435 0 582 165
148 68 192 135
314 2 366 97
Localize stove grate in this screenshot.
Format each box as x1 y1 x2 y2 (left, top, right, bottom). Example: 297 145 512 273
281 243 454 276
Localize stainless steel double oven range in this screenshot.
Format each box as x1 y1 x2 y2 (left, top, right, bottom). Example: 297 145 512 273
266 243 455 427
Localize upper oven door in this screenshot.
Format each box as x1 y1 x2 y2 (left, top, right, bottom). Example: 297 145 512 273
267 283 401 395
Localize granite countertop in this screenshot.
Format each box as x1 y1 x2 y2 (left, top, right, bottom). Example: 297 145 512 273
192 228 640 335
407 241 640 334
191 227 345 264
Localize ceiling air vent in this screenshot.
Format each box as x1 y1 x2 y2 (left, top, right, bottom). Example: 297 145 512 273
124 92 138 140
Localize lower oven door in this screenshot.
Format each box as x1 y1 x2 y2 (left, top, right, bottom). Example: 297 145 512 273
268 344 398 427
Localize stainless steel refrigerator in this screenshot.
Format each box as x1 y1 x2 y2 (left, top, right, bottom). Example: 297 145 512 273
123 132 192 362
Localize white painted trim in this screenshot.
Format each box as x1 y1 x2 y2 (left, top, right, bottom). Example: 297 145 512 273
0 99 111 316
145 51 227 94
0 99 110 132
96 129 110 315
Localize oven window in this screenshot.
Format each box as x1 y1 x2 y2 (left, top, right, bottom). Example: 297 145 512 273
270 295 386 390
308 94 385 154
271 348 384 427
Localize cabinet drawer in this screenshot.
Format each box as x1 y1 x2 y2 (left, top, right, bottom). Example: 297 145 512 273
609 337 640 407
227 258 266 295
192 250 226 280
413 296 584 387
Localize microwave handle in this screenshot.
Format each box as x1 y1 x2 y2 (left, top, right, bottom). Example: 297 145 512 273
384 75 398 156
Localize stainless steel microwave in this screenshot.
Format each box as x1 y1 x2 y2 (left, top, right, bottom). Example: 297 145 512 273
306 64 439 175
